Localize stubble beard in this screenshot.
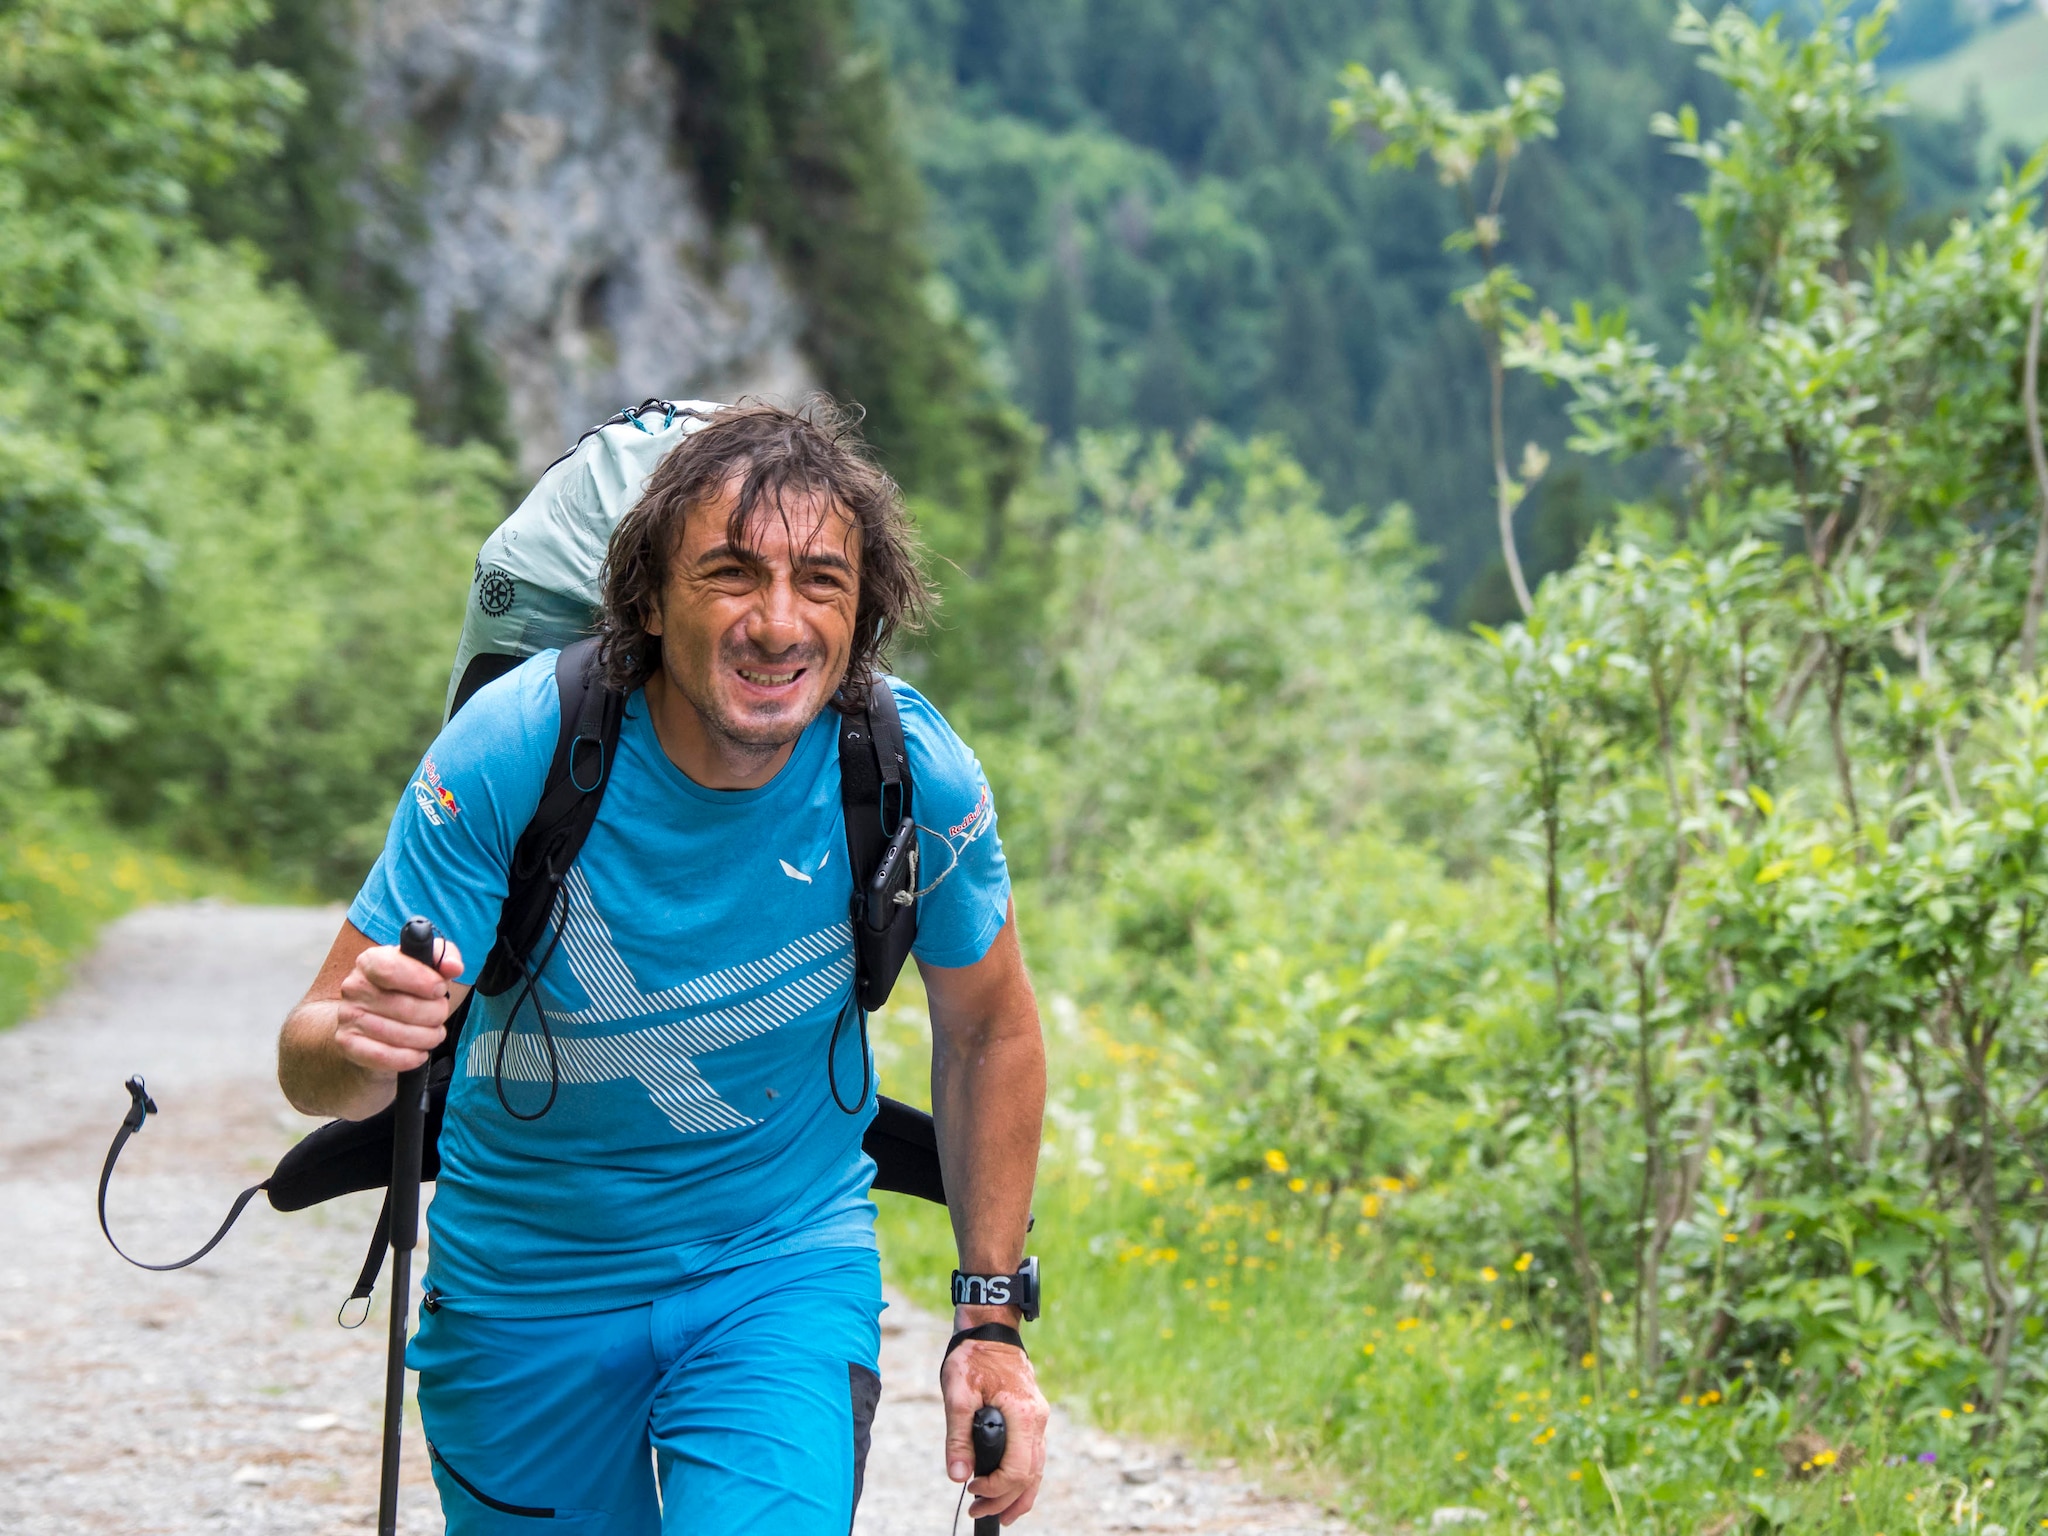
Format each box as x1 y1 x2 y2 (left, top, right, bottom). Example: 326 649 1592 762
667 635 840 767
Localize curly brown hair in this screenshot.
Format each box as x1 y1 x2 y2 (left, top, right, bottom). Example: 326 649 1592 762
596 397 933 708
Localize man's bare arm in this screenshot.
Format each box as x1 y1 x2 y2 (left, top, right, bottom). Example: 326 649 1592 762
279 920 467 1122
924 899 1049 1524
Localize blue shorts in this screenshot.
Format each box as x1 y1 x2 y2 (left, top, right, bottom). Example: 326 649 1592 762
406 1246 885 1534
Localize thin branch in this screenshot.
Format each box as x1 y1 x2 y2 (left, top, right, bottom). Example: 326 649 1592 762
1489 335 1534 617
1915 611 1964 814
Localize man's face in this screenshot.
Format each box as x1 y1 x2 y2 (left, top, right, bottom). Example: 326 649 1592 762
644 478 862 751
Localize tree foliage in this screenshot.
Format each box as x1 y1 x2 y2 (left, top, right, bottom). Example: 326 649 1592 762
863 0 1993 620
983 5 2048 1511
0 0 504 886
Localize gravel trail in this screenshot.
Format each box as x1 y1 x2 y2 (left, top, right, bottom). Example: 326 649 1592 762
0 903 1345 1535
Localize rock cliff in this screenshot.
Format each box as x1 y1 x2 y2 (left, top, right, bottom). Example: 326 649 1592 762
345 0 811 475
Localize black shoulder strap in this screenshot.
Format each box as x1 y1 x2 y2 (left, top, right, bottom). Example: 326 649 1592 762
840 678 918 1012
476 638 625 995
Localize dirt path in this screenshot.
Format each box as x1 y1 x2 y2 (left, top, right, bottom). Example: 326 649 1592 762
0 903 1345 1535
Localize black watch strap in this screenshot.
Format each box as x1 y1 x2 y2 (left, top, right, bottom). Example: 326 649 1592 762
945 1323 1024 1362
950 1256 1040 1321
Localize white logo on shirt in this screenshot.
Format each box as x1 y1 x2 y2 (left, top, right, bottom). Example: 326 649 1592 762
778 859 812 884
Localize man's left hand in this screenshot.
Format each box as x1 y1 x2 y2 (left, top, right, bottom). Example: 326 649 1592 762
941 1332 1049 1525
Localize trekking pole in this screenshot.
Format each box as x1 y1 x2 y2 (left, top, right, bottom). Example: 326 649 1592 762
379 917 441 1536
971 1406 1006 1536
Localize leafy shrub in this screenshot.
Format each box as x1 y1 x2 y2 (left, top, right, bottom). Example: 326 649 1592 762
0 0 505 889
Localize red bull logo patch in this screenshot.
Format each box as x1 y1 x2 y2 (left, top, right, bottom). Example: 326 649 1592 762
412 757 460 826
946 784 993 844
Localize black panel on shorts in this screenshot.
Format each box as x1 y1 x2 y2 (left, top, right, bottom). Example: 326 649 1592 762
848 1361 882 1528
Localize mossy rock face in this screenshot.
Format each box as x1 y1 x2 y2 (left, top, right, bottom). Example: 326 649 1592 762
208 0 1023 514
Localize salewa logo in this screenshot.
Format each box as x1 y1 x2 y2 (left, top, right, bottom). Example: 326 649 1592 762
778 849 830 883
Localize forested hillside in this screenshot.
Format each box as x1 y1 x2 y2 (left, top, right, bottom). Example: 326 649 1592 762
860 0 1988 616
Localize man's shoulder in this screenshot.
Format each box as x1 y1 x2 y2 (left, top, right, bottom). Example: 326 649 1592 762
443 649 566 765
878 677 974 765
877 677 994 821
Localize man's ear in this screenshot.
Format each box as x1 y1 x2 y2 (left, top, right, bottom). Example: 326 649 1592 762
643 599 664 639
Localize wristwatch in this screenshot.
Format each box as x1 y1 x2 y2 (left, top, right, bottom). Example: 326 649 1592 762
950 1256 1040 1322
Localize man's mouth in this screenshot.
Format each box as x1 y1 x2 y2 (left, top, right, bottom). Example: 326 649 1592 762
736 665 804 689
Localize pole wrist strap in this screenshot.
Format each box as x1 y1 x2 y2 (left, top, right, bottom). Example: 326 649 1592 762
944 1323 1025 1363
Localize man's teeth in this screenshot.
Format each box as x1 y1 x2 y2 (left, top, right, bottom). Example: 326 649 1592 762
738 668 799 686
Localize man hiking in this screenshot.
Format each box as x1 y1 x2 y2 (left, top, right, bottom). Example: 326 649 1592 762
277 400 1049 1533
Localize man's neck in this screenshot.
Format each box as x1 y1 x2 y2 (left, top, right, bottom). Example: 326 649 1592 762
643 670 800 790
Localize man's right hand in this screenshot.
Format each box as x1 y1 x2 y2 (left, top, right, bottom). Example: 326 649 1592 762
335 936 465 1076
279 920 469 1121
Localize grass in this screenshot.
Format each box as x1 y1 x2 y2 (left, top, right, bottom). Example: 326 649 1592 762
870 983 2048 1533
0 790 208 1029
1895 7 2048 171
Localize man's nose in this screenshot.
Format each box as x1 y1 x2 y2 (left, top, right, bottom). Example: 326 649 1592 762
745 573 805 652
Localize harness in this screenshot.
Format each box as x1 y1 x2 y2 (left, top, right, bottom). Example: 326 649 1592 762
99 638 950 1311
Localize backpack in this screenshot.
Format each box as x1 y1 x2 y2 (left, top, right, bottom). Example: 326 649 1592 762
99 401 949 1313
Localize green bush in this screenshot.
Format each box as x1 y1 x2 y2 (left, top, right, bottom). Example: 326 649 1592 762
0 0 505 891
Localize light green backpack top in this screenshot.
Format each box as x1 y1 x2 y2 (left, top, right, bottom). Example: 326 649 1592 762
447 400 725 717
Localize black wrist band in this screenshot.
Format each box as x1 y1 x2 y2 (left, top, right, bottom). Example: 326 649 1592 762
944 1323 1025 1362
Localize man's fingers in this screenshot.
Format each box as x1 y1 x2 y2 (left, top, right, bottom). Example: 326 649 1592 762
333 1031 435 1075
337 974 450 1031
943 1343 1049 1522
356 942 461 998
942 1380 977 1484
967 1401 1048 1515
335 1000 444 1050
331 943 453 1079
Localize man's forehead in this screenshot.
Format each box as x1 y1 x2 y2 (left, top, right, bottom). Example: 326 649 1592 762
680 479 859 559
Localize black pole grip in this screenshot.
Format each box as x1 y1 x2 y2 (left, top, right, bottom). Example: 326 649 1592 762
971 1405 1005 1536
380 917 440 1536
388 918 439 1253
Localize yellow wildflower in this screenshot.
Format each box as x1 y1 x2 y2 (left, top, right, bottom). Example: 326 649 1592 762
1263 1149 1289 1174
1481 1267 1499 1283
1514 1251 1533 1273
1500 1318 1514 1330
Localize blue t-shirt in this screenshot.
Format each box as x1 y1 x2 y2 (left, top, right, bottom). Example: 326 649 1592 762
347 654 1009 1317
